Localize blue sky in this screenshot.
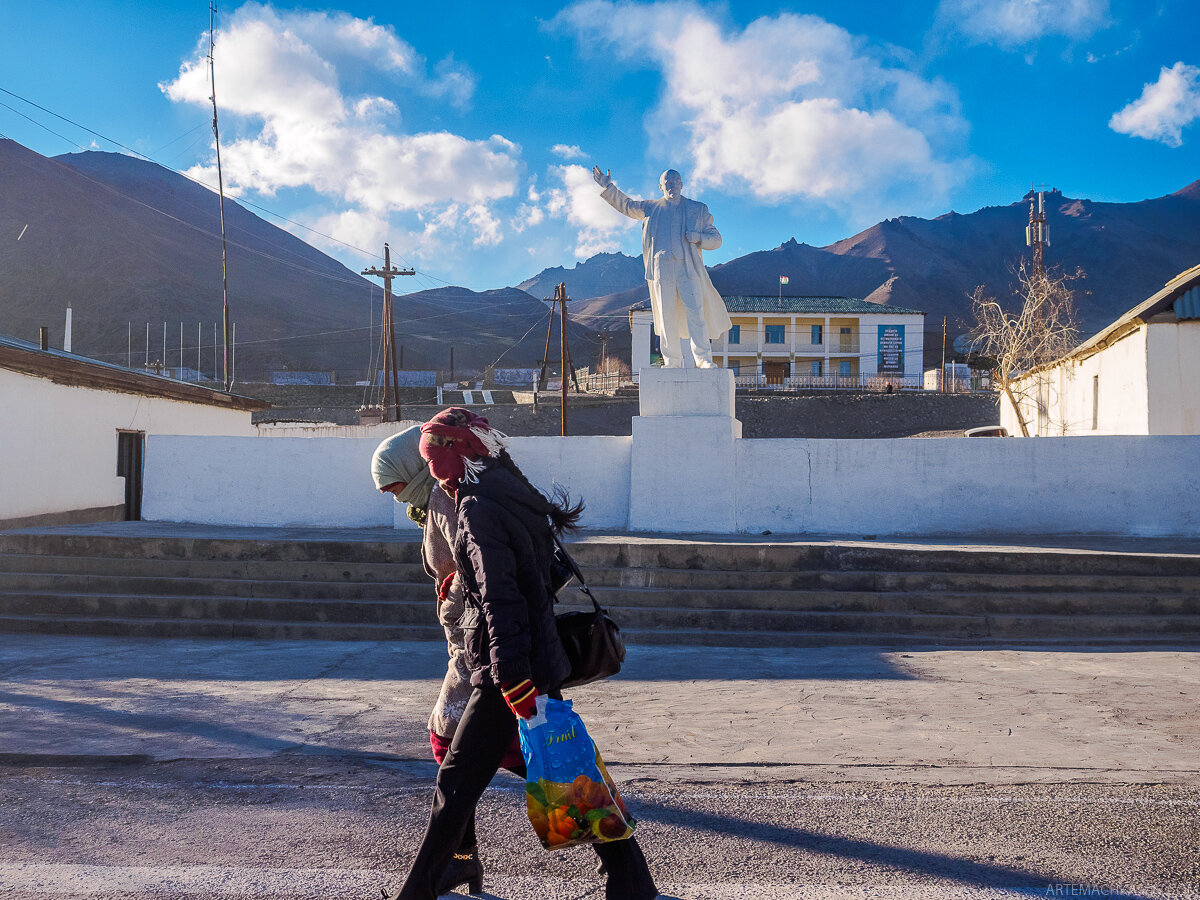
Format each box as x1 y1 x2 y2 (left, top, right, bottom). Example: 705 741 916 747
1 0 1197 294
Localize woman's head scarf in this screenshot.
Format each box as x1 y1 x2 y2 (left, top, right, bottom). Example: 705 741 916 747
419 407 508 489
371 425 436 508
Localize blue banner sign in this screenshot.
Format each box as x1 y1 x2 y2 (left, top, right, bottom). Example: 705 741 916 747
878 326 904 376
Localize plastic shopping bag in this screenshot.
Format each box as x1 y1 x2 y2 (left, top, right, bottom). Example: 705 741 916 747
517 696 636 850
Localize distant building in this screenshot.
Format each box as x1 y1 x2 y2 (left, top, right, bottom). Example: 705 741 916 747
375 370 437 387
630 296 925 387
1000 264 1200 435
0 334 267 528
271 370 334 385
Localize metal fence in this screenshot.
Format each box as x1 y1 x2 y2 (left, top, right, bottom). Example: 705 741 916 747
733 372 926 392
570 368 993 394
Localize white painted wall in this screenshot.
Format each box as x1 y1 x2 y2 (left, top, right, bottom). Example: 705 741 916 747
1147 321 1200 434
735 436 1199 537
146 433 633 531
143 436 393 527
507 436 632 530
0 368 257 523
142 429 1200 537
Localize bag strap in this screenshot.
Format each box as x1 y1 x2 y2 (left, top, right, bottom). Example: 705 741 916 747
553 533 603 616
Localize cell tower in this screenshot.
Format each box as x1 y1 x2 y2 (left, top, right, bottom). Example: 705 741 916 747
1026 185 1050 276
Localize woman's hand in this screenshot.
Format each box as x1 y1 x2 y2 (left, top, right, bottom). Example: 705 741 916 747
502 679 539 719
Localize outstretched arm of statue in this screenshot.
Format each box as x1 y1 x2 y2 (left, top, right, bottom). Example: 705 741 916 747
593 167 647 220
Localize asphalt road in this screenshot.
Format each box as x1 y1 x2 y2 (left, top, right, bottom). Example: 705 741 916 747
0 756 1196 899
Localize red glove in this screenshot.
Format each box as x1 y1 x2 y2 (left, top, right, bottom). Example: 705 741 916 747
502 679 538 719
437 572 456 603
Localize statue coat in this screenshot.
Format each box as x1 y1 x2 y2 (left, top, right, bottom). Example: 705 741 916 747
601 183 732 351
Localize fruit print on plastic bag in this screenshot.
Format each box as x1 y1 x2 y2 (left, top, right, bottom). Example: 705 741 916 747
517 696 635 851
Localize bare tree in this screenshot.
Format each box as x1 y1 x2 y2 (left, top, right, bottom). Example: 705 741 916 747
970 263 1081 437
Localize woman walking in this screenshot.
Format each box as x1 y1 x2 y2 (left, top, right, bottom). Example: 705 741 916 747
371 426 523 895
387 407 658 900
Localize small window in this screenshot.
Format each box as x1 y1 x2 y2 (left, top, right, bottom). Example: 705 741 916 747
810 360 821 376
811 325 822 344
729 363 740 375
727 324 740 345
839 360 851 376
840 326 852 336
764 324 785 344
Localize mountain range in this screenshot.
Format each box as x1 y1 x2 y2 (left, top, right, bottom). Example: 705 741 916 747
0 140 596 380
3 136 1198 378
528 183 1200 351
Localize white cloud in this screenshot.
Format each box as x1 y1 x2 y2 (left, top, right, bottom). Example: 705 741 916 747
1109 62 1200 147
543 164 631 258
551 144 585 159
936 0 1110 49
550 2 968 220
161 3 511 251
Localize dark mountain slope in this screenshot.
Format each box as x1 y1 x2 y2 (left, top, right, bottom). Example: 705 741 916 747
0 141 595 378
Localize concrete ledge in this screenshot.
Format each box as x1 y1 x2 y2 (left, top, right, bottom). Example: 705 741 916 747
0 505 124 532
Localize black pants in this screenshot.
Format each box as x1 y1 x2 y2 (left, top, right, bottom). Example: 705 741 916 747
396 685 658 900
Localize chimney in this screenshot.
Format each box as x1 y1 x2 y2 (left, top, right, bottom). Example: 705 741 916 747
64 304 73 353
39 327 49 351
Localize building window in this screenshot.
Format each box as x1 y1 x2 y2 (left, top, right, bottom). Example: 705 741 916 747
729 363 740 375
839 360 851 376
811 325 822 345
764 324 785 344
727 324 740 345
810 360 821 376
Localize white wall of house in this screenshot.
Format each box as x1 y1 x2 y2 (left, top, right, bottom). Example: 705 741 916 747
998 323 1199 436
0 368 257 524
1147 321 1200 434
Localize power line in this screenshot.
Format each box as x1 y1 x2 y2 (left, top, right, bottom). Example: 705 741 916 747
0 84 456 286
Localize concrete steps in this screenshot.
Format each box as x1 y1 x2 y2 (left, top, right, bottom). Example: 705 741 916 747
0 528 1197 645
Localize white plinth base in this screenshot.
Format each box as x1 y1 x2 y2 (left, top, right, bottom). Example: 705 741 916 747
637 367 735 417
629 367 741 532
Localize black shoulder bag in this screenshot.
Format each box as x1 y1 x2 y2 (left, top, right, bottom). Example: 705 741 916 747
551 536 626 688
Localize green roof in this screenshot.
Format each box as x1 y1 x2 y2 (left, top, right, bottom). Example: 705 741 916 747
721 295 924 315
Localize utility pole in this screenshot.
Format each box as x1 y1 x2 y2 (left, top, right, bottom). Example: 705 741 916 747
361 243 414 422
940 316 947 393
208 2 233 391
537 283 580 436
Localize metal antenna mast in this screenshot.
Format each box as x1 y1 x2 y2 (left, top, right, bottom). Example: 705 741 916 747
208 2 233 391
1026 183 1050 277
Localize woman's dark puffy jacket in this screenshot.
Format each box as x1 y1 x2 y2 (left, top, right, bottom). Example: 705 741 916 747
451 459 572 691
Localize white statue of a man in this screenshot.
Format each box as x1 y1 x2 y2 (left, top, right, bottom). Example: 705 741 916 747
593 166 731 368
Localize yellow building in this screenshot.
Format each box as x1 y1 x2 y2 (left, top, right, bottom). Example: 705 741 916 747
631 296 925 387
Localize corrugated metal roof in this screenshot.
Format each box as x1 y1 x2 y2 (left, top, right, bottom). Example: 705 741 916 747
1175 285 1200 320
722 295 924 315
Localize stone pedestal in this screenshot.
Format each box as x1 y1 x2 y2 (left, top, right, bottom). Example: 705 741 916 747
629 367 741 532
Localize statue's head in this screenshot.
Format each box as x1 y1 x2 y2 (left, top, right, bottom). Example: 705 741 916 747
659 169 683 200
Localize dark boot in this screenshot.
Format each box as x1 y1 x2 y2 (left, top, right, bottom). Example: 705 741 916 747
435 845 484 895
